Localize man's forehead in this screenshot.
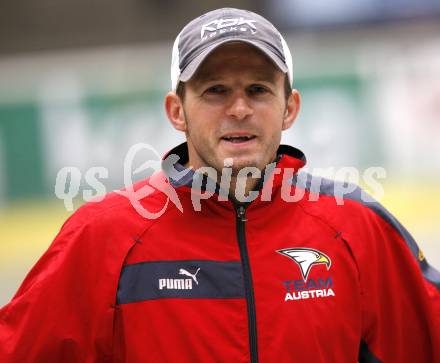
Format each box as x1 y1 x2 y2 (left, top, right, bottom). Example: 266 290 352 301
194 67 279 84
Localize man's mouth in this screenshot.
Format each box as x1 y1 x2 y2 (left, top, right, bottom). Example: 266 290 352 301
221 135 256 144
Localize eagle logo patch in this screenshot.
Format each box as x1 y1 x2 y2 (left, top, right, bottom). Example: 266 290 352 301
277 248 331 281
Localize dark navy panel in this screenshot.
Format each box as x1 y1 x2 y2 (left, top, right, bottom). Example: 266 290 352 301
117 260 244 304
358 340 383 363
291 172 440 290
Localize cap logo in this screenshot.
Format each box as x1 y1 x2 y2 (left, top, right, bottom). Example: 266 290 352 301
200 17 257 41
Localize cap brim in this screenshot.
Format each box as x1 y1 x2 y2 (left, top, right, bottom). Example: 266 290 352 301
179 38 288 83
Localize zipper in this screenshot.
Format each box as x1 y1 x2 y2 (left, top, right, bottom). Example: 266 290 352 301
235 204 258 363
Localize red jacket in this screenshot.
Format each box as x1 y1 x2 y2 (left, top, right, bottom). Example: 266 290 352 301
1 143 439 363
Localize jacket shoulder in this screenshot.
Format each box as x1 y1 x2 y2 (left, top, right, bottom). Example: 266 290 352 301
292 171 394 225
292 171 440 290
64 173 170 233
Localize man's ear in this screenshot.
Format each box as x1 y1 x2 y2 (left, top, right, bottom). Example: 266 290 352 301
282 89 301 131
165 92 187 132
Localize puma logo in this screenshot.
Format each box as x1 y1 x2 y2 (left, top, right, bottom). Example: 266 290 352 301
158 267 201 290
179 268 201 285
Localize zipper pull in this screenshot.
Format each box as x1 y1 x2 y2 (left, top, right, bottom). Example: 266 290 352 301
237 205 247 222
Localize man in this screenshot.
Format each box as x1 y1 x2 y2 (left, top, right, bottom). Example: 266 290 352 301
1 7 439 363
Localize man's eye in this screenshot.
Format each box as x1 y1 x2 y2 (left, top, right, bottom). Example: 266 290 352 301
248 85 269 95
205 85 226 94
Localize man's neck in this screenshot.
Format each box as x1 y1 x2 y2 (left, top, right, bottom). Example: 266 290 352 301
228 175 261 204
183 154 279 203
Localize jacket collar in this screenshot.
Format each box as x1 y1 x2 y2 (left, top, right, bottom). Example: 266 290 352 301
161 142 306 197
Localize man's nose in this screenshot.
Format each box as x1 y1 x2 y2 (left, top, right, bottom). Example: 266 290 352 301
226 93 253 120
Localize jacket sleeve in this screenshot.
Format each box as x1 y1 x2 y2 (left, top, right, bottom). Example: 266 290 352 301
354 201 440 363
0 212 133 363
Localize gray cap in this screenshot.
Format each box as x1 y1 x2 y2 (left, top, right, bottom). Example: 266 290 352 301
171 8 293 91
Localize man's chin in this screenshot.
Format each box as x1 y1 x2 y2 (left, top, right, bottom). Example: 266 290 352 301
215 153 273 176
227 159 263 177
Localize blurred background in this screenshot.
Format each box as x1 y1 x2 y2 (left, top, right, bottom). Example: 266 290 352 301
1 0 439 306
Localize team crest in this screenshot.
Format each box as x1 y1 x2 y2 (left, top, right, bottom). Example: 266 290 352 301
277 248 331 281
277 248 334 302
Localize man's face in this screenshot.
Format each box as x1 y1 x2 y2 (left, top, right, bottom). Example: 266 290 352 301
172 42 298 175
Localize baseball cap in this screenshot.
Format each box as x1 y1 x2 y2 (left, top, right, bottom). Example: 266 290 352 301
171 8 293 91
